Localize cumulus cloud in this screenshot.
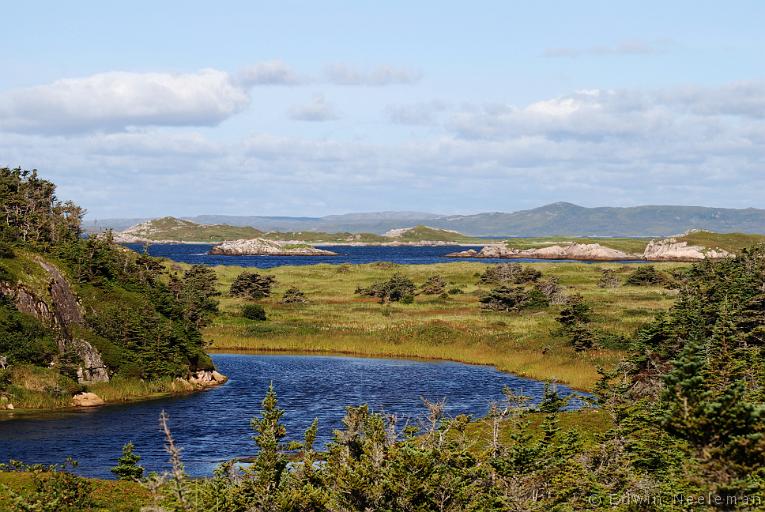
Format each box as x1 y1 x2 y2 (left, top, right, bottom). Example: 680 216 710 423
448 82 765 141
287 95 339 121
386 100 449 125
4 79 765 216
0 69 250 134
543 39 672 58
237 60 303 86
324 63 422 86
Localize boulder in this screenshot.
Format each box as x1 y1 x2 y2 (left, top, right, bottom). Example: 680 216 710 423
72 392 105 407
189 370 228 388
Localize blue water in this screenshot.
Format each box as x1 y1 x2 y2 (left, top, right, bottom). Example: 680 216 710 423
0 354 587 478
124 243 635 268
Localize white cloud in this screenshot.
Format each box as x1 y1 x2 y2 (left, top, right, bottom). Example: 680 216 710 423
4 80 765 216
287 95 339 121
0 69 250 134
543 39 672 58
448 82 765 141
386 100 449 125
324 63 422 86
237 60 303 86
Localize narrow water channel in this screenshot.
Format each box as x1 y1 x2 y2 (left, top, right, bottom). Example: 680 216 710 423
0 353 586 477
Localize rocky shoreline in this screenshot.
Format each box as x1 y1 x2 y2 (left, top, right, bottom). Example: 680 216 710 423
448 238 732 262
2 370 228 411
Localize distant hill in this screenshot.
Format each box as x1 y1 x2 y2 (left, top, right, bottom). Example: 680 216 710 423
87 203 765 237
432 203 765 237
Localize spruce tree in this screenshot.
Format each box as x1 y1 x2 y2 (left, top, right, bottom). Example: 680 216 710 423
110 442 144 480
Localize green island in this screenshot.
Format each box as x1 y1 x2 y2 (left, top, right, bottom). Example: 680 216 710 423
108 216 486 244
1 168 763 510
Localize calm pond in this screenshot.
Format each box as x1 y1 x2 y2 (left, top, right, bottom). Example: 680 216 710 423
0 354 587 478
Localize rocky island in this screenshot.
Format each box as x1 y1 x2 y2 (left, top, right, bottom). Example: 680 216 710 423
448 235 735 262
209 238 338 256
448 242 636 261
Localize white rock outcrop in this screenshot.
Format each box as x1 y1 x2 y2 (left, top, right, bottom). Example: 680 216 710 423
209 238 337 256
448 243 636 261
643 239 731 261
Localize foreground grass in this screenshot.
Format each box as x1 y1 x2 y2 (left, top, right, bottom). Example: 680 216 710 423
0 471 150 511
204 261 683 390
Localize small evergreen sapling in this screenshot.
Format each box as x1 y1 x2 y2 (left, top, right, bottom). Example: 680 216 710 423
111 442 144 480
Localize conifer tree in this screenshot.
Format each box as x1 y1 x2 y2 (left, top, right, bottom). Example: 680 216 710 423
110 442 144 481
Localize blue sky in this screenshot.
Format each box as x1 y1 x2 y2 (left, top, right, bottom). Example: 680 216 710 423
2 1 765 218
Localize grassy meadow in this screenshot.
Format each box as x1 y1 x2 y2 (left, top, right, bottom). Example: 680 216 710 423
202 260 684 390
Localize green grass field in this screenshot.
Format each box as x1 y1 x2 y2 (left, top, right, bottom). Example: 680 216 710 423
203 260 683 390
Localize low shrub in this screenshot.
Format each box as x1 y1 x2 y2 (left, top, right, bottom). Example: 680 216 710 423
419 274 446 295
556 294 595 351
241 304 267 321
534 277 566 304
597 269 620 288
479 285 549 312
624 265 667 286
0 241 15 259
355 273 416 303
280 287 308 304
479 263 542 285
557 293 591 330
230 272 276 299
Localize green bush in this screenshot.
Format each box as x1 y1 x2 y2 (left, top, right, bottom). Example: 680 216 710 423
242 304 267 321
230 271 276 299
355 273 416 303
0 298 58 365
597 268 620 288
0 264 13 282
624 265 667 286
479 263 542 285
280 286 308 304
479 285 549 312
0 241 15 259
4 460 94 511
556 294 595 351
419 274 446 295
557 293 591 329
